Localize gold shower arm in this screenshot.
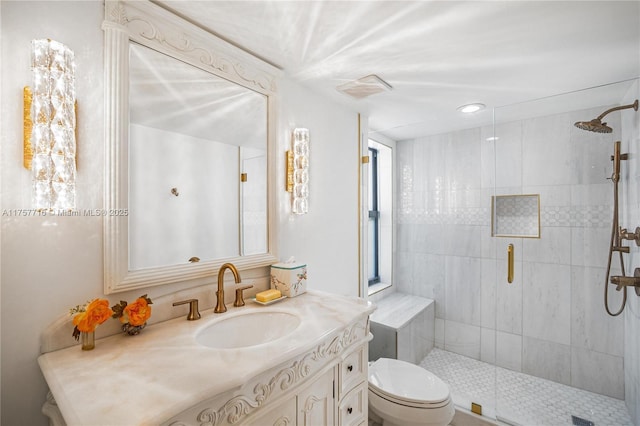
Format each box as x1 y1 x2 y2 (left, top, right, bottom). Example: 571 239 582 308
597 99 639 121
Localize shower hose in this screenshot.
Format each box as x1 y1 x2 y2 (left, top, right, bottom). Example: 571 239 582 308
605 142 627 316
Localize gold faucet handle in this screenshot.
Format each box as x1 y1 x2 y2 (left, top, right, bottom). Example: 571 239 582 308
172 299 201 321
234 285 253 307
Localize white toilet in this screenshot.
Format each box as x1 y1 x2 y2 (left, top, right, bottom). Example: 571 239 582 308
368 358 455 426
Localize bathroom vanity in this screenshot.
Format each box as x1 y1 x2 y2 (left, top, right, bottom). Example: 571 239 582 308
38 291 374 425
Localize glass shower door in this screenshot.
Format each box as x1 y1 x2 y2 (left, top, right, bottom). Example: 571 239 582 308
491 79 638 425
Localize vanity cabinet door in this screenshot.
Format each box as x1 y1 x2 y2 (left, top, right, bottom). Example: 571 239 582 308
245 395 296 426
297 368 335 426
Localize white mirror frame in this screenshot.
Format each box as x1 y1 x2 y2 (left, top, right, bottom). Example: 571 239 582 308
103 0 279 294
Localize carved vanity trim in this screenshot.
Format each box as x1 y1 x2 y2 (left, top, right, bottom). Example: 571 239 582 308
164 320 368 426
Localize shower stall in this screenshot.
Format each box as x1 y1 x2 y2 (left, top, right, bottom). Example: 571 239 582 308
395 78 640 425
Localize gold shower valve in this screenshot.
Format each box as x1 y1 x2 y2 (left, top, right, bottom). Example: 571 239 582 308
619 227 640 246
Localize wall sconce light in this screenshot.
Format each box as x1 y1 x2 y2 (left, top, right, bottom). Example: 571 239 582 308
24 39 77 211
285 128 309 215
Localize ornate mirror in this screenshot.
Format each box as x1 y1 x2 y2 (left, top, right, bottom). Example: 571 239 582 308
103 0 279 293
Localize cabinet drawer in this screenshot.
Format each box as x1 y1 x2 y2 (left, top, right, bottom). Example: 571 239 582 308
339 345 366 396
338 382 367 426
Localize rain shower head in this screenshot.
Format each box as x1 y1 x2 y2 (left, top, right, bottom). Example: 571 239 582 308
574 118 613 133
574 99 638 133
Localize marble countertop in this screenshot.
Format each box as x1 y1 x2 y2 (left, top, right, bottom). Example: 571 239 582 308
38 290 374 425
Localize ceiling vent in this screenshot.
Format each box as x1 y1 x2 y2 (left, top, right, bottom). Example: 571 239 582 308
337 74 392 99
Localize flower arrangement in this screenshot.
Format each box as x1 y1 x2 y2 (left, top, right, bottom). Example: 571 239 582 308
111 294 153 335
70 299 113 349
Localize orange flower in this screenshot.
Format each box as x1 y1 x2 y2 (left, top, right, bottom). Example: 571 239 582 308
122 297 152 326
73 299 113 332
72 311 92 332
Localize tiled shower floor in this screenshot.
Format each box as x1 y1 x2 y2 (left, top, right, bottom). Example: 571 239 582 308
420 348 633 426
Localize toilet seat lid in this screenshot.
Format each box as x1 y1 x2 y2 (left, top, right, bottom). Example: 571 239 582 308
368 358 450 405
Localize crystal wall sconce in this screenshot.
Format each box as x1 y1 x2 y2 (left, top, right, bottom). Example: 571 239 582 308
24 39 77 211
286 128 309 215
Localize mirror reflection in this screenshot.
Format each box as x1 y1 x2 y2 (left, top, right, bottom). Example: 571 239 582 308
128 43 268 270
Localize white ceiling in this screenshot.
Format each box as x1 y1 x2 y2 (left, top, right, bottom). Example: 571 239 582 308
156 1 640 141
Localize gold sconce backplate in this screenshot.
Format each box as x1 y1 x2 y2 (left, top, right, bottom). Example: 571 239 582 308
23 87 33 169
23 86 78 171
285 150 294 192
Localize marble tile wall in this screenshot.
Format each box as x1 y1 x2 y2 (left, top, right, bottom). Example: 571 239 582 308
396 103 631 401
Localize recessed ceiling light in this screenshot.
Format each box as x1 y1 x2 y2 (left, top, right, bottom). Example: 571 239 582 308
457 103 486 113
486 136 499 141
337 74 393 99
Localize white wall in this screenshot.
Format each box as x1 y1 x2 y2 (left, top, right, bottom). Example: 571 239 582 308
0 2 362 424
1 3 106 425
277 78 361 297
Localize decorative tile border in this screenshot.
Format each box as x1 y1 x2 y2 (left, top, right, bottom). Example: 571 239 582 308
397 205 612 229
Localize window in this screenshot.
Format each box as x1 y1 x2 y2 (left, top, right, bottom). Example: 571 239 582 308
368 147 380 285
367 140 392 291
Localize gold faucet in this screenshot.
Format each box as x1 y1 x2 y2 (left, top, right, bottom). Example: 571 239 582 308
215 263 241 313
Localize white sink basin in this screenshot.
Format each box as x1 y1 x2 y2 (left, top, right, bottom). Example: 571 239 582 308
196 310 301 349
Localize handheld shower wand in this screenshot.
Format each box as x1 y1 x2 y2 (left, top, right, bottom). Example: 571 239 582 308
604 141 628 316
